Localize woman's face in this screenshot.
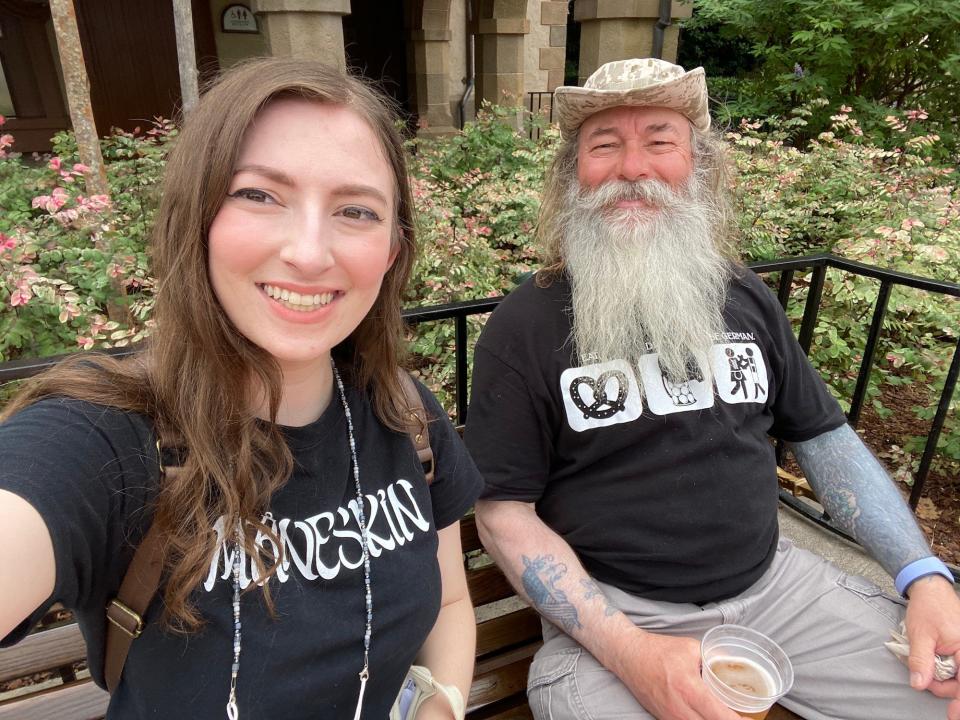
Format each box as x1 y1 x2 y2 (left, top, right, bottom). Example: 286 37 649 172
208 98 398 376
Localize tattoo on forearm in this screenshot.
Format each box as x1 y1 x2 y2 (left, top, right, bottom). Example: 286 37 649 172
521 555 582 632
581 579 618 616
789 423 931 576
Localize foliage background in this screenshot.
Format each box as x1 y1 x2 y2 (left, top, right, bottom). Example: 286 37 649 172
0 93 957 475
678 0 960 167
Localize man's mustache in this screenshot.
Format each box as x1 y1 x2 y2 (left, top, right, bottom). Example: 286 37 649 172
575 179 681 211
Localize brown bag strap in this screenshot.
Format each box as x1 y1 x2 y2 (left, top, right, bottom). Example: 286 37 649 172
396 368 434 485
104 372 434 692
104 443 169 692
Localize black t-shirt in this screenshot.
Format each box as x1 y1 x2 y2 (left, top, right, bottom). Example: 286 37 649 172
465 267 846 604
0 380 482 719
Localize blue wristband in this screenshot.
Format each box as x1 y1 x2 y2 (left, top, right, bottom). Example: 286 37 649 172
895 557 954 597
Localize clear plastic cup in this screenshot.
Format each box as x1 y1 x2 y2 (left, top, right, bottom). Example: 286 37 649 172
700 624 794 719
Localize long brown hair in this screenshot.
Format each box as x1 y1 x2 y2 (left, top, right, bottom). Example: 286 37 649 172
1 58 417 630
536 124 738 284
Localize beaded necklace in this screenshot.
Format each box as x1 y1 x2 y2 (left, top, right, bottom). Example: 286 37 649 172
225 360 373 719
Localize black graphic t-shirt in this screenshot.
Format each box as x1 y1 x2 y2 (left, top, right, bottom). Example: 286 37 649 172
0 379 482 719
465 267 846 604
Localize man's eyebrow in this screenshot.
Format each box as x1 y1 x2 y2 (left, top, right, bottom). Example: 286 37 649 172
233 164 294 186
586 126 620 140
645 122 682 135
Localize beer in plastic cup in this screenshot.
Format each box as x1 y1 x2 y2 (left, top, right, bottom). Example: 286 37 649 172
700 624 794 719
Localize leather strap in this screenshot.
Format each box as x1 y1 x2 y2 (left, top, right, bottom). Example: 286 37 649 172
104 502 166 692
396 369 434 485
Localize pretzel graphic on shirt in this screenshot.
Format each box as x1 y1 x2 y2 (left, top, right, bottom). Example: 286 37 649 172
569 369 629 419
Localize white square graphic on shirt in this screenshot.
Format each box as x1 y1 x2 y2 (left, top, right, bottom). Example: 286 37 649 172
637 353 714 415
711 343 769 404
560 359 642 432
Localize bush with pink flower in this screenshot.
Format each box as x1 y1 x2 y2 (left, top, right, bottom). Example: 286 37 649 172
0 103 956 468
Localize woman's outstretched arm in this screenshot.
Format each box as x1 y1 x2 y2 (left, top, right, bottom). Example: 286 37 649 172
0 489 55 638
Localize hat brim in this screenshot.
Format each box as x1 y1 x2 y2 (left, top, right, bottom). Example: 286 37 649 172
554 67 710 136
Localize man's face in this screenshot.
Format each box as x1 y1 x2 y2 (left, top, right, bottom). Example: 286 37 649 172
559 108 729 385
576 105 694 207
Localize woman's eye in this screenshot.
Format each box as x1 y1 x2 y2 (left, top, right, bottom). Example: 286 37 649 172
230 188 273 203
339 206 382 222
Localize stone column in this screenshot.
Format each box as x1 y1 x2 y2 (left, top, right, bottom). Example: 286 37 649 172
539 0 568 92
574 0 692 82
474 0 530 109
251 0 351 69
407 1 457 135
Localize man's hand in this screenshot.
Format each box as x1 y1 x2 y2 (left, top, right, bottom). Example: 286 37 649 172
609 628 742 720
904 575 960 720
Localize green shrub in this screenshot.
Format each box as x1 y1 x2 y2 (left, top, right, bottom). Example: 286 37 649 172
681 0 960 164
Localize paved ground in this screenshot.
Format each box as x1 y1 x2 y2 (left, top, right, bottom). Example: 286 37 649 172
777 501 896 595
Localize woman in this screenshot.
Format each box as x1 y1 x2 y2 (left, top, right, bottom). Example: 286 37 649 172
0 59 481 719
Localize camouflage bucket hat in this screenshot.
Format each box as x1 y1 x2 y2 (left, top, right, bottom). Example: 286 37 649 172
553 58 710 136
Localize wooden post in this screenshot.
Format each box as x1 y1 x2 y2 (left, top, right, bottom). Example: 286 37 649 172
47 0 109 198
172 0 199 112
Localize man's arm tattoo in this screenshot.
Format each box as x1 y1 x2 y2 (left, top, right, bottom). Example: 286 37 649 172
581 578 618 616
521 555 582 632
788 423 932 576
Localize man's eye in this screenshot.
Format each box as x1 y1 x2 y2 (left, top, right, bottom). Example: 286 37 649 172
339 206 382 222
229 188 273 203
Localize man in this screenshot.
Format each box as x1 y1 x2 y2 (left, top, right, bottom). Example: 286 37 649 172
465 58 960 720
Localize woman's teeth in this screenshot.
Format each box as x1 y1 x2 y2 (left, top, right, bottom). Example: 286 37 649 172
261 284 335 312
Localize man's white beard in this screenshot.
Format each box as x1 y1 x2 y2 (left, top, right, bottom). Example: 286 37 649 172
559 175 731 386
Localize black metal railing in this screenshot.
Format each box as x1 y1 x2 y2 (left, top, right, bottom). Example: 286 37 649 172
749 255 960 536
525 91 555 140
2 254 958 538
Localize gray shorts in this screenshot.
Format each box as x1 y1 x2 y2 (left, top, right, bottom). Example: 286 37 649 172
528 538 947 719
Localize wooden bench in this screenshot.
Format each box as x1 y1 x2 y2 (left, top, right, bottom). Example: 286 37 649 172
0 515 541 720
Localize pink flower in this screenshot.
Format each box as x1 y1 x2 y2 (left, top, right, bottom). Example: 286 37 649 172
10 288 31 307
85 194 111 210
76 336 95 350
72 163 91 174
0 134 13 149
0 115 5 126
32 187 70 213
58 303 81 323
0 233 16 251
48 156 62 171
88 315 108 335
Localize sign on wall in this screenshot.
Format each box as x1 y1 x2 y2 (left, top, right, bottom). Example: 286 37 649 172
222 4 258 34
